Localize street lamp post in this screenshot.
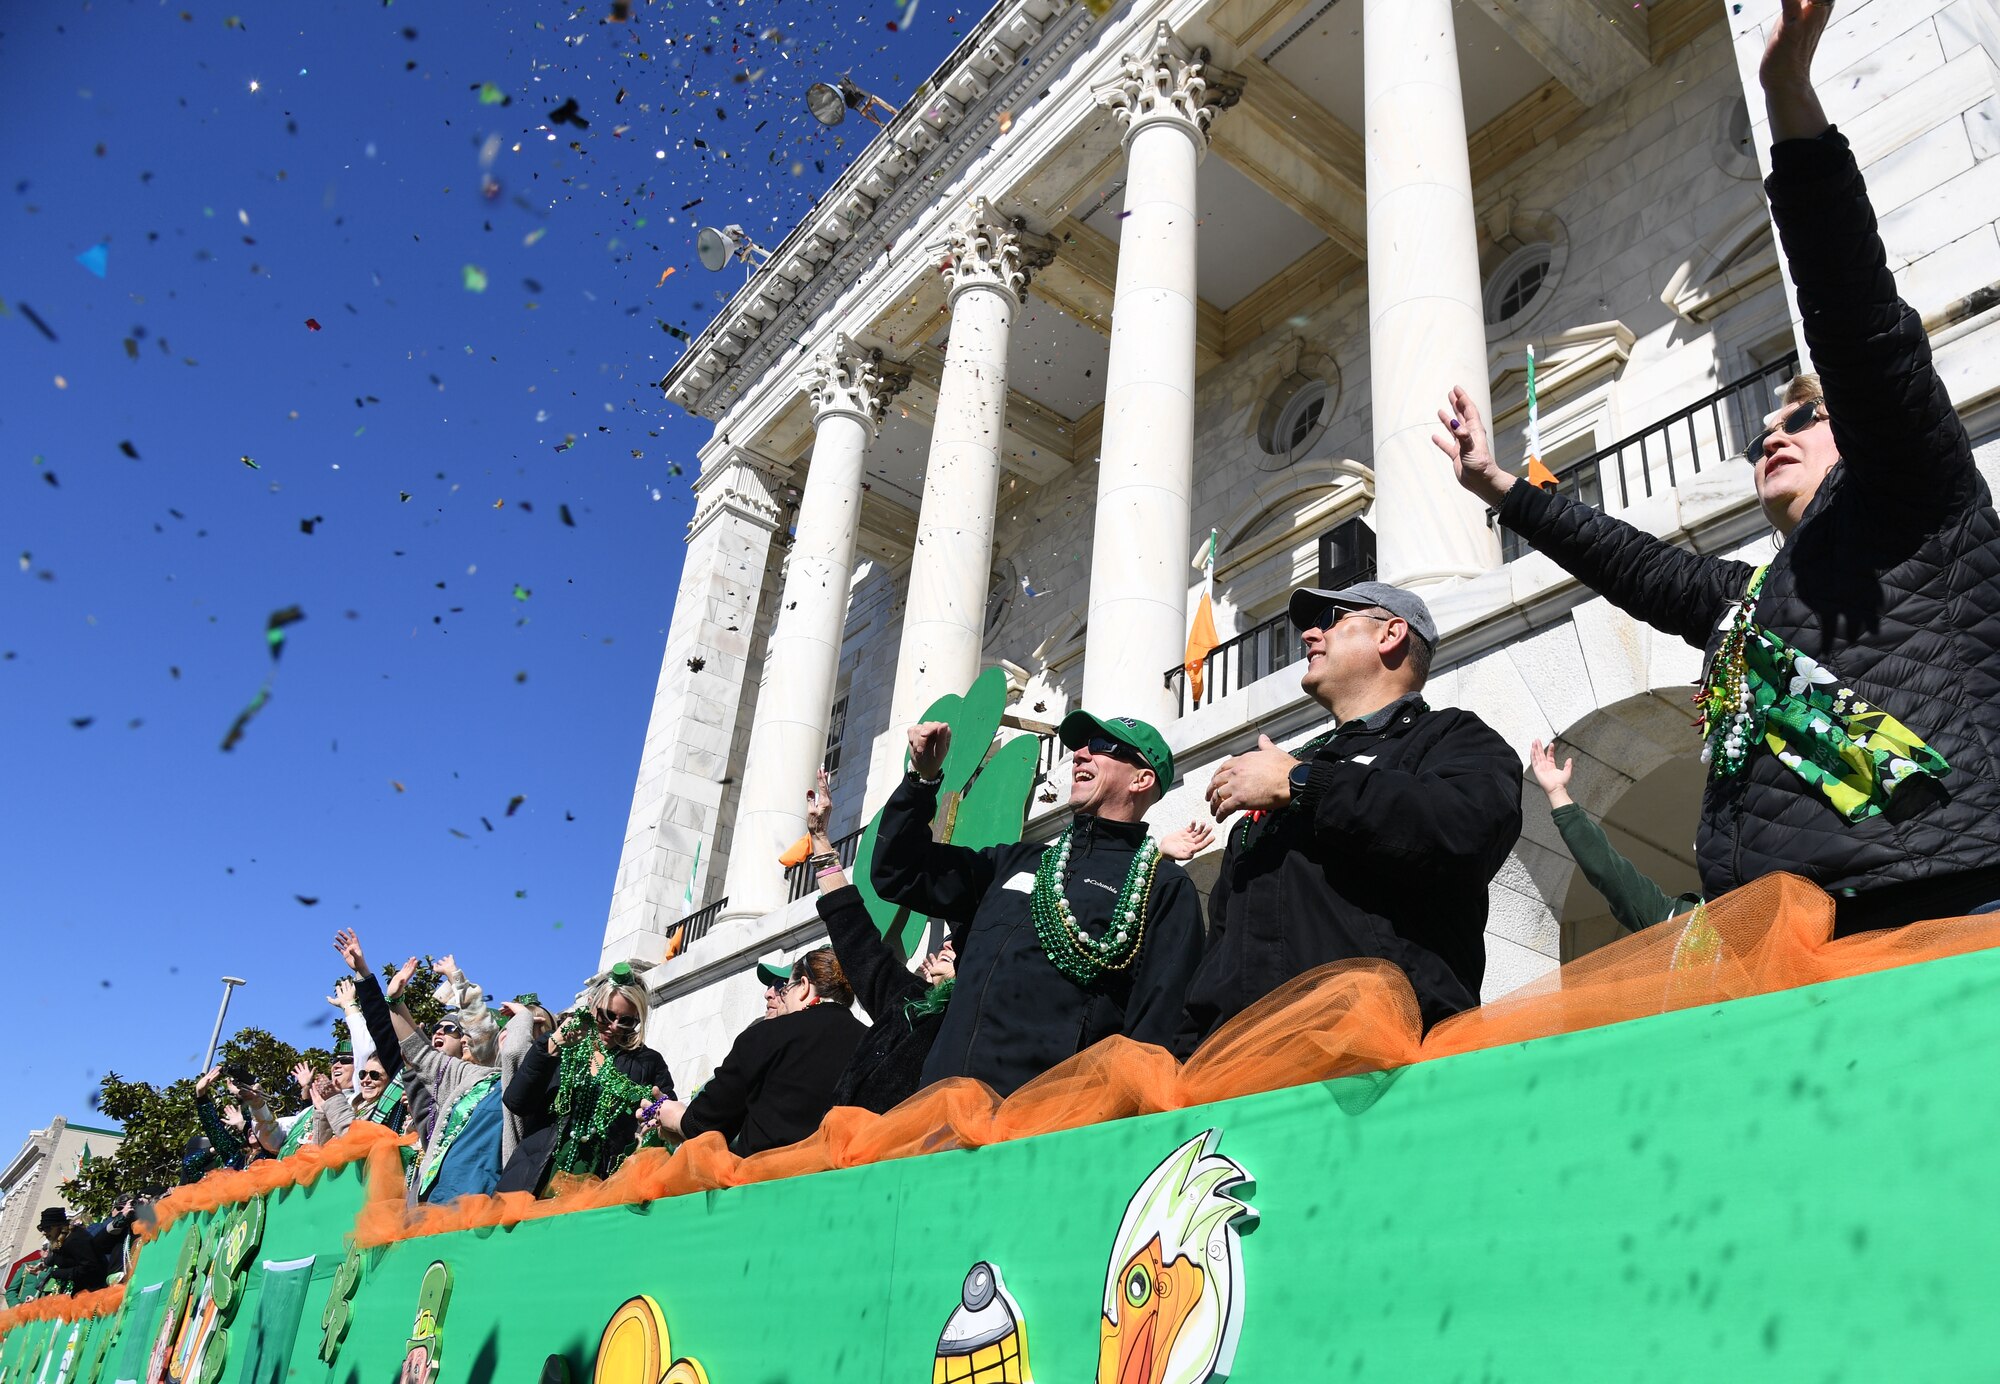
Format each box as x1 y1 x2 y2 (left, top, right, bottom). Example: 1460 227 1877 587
201 976 248 1072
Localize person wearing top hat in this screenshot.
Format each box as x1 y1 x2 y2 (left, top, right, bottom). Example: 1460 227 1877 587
37 1207 110 1296
1176 580 1523 1052
870 709 1205 1097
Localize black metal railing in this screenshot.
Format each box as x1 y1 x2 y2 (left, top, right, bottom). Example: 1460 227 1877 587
1034 730 1062 785
1165 608 1307 716
677 897 729 948
1493 352 1799 560
784 826 865 903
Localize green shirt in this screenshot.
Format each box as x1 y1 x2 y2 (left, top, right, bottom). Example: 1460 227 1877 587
1550 803 1702 934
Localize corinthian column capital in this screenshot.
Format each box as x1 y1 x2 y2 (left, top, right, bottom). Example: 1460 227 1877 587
1090 21 1243 150
938 198 1056 308
803 334 910 430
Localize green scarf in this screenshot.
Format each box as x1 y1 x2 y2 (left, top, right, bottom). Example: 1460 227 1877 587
416 1071 499 1196
1701 566 1950 822
902 977 954 1025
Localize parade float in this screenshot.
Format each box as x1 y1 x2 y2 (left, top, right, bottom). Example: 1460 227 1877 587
7 861 2000 1382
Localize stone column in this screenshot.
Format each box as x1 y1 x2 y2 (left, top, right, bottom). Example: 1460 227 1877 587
601 452 781 969
1363 0 1501 585
888 199 1054 730
1082 23 1239 723
718 337 904 925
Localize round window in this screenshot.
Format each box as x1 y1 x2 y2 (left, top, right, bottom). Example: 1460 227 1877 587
1484 243 1554 327
1257 374 1330 466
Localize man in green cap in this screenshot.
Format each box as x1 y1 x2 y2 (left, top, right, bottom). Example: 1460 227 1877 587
870 708 1204 1096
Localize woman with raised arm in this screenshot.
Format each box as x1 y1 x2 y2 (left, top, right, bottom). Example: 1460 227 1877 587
1439 0 2000 933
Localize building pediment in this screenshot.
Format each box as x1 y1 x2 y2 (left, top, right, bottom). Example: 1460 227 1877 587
661 0 1094 420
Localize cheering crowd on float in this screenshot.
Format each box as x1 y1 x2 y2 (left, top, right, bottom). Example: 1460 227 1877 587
19 0 2000 1302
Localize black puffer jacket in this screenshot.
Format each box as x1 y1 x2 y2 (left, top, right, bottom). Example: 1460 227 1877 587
1500 127 2000 932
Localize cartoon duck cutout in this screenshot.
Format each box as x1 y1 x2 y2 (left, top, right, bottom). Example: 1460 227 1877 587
933 1262 1033 1383
592 1294 710 1384
1097 1130 1256 1384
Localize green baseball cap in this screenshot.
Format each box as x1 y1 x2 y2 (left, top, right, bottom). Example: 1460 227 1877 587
754 953 792 988
1058 710 1175 790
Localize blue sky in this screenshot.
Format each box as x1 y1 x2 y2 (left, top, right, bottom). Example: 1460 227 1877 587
1 0 965 1143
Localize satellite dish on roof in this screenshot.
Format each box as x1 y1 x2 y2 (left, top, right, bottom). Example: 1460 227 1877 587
806 82 848 127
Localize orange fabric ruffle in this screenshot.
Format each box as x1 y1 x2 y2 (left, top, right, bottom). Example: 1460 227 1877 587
0 1284 124 1336
150 1120 413 1242
64 873 2000 1256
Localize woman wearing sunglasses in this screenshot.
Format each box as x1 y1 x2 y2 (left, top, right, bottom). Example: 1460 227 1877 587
645 943 865 1156
1440 0 2000 932
499 963 674 1195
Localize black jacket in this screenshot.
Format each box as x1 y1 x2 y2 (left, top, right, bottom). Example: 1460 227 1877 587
872 774 1205 1097
1500 127 2000 933
497 1033 673 1194
818 884 946 1114
681 1003 867 1155
44 1227 111 1294
1176 696 1523 1050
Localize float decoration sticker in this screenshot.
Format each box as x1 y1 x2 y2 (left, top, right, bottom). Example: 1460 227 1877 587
1097 1130 1257 1384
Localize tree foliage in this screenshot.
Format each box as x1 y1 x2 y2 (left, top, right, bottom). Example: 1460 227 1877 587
59 958 452 1217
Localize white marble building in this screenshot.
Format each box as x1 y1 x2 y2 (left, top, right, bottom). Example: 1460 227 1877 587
606 0 2000 1091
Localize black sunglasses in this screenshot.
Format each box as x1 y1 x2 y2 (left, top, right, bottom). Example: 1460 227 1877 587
1742 400 1825 463
1303 605 1394 635
1082 736 1152 771
433 1021 464 1037
593 1008 641 1033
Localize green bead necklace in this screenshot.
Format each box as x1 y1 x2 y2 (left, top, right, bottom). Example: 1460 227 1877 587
549 1025 654 1179
1030 824 1162 987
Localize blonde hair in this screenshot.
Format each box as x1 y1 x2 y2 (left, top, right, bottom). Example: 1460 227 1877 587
579 974 651 1049
1781 371 1823 408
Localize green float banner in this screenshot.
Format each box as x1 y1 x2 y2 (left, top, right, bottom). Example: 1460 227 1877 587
8 946 2000 1381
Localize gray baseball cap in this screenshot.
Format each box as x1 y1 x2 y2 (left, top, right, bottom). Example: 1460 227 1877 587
1288 580 1438 646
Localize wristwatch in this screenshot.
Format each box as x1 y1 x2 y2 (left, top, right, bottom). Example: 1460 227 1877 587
1287 760 1316 806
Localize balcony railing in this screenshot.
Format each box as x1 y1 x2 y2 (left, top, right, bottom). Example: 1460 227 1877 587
677 897 729 948
1165 609 1306 717
786 826 865 903
1493 352 1799 560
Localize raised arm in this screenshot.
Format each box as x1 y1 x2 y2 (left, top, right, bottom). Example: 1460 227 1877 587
1760 0 1973 499
817 884 926 1023
1440 388 1751 646
867 723 999 923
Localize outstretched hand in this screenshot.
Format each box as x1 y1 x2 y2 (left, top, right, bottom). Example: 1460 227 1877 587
385 956 420 1001
805 766 833 839
290 1061 315 1093
1528 738 1575 808
1157 819 1215 861
333 928 367 976
1760 0 1833 141
326 977 357 1012
1432 386 1516 507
